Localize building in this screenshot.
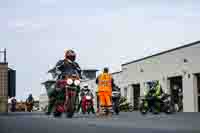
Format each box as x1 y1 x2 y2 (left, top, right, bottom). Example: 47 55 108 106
8 68 16 97
82 69 98 80
39 92 48 111
111 71 128 97
0 48 8 112
121 40 200 112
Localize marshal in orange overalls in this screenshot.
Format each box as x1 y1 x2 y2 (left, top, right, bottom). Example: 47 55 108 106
97 73 112 108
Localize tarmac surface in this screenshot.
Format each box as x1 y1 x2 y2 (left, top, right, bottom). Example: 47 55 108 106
0 112 200 133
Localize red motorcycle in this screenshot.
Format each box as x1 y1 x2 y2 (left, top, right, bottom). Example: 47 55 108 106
54 75 81 118
81 94 95 114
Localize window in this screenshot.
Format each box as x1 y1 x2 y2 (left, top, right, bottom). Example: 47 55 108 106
197 75 200 94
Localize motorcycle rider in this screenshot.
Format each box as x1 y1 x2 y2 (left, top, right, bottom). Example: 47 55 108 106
80 84 95 114
26 94 34 112
26 94 34 103
96 67 114 117
143 81 164 112
45 49 82 115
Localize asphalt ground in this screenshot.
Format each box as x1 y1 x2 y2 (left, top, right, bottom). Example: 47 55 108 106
0 112 200 133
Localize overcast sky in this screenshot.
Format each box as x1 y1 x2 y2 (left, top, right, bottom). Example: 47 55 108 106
1 0 200 100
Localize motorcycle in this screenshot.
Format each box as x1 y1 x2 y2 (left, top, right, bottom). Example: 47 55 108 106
160 93 174 114
174 89 183 112
81 94 95 114
118 96 134 112
139 93 173 115
112 91 121 115
53 74 81 118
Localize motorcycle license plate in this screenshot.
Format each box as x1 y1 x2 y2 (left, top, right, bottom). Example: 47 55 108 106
86 96 91 100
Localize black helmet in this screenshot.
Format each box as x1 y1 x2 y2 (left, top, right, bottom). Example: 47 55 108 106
65 49 76 62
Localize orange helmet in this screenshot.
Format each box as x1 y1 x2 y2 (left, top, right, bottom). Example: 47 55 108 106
64 49 76 62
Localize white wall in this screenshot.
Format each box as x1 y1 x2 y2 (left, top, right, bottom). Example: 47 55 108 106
112 71 128 97
122 43 200 112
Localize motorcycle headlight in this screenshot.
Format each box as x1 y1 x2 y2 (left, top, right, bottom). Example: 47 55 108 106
74 80 80 86
67 79 73 85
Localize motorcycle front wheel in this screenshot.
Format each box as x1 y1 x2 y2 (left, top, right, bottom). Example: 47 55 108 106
129 105 134 112
164 105 174 114
53 111 62 117
66 94 76 118
139 103 148 115
113 103 120 115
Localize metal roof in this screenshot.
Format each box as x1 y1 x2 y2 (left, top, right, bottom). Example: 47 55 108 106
111 71 123 75
122 40 200 66
82 69 99 72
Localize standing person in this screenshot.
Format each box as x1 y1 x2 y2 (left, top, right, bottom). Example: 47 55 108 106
96 67 114 117
11 97 17 112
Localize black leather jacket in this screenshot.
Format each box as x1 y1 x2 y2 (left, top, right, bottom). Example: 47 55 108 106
48 59 82 80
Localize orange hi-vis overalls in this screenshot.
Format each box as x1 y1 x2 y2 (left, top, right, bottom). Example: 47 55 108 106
98 73 112 108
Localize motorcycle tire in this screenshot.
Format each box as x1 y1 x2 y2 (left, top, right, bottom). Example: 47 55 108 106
115 108 120 115
152 107 160 115
139 104 148 115
87 110 90 114
165 106 174 114
67 112 74 118
140 107 148 115
129 105 134 112
66 95 76 118
86 107 89 114
53 111 62 117
113 104 119 115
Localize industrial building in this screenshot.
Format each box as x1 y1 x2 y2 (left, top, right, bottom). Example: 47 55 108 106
0 49 16 112
121 40 200 112
39 40 200 112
